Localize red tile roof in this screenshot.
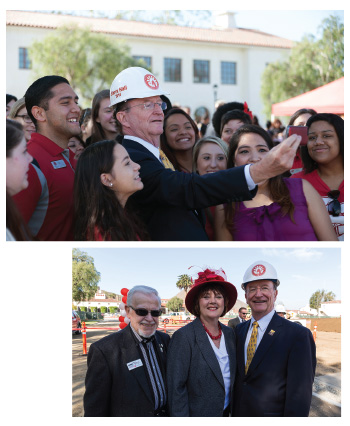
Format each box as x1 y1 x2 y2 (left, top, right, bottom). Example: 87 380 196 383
6 10 294 49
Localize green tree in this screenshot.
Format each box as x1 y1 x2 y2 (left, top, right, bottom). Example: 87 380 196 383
167 297 184 312
309 289 336 314
261 15 344 117
29 24 141 106
72 249 100 302
176 274 192 295
176 274 192 313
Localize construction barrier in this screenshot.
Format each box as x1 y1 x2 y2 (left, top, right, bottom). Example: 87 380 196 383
73 320 193 355
313 321 318 342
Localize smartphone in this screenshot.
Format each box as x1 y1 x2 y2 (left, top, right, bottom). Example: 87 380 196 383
286 125 308 146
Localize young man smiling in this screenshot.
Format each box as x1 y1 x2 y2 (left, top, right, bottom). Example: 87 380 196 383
13 76 81 240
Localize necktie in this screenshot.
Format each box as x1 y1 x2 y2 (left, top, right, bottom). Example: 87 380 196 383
245 321 258 374
159 149 175 171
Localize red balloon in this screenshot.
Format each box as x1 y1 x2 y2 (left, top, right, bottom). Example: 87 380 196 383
121 288 129 296
119 316 124 322
119 322 127 329
122 296 127 304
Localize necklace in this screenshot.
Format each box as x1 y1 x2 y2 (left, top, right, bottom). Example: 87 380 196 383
202 322 222 340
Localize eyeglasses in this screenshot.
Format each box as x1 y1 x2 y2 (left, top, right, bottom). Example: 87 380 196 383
16 114 33 123
327 190 341 217
124 101 167 112
241 312 248 315
247 286 274 295
128 306 162 317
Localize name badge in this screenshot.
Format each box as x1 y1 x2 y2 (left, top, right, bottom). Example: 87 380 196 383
127 359 143 370
51 160 66 169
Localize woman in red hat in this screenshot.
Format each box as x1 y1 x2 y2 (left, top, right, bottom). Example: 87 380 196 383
166 267 237 417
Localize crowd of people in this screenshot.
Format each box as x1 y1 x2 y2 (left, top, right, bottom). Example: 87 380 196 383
83 260 316 417
6 66 344 241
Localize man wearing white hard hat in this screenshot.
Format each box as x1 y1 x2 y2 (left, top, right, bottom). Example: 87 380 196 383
233 260 316 417
110 67 302 241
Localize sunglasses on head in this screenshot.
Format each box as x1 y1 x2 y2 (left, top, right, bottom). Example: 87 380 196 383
327 190 341 217
128 306 162 317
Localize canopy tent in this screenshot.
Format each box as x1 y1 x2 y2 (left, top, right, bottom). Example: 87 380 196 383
271 77 344 116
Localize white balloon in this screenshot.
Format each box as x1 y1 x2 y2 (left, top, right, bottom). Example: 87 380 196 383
121 310 126 317
124 317 130 324
119 302 125 310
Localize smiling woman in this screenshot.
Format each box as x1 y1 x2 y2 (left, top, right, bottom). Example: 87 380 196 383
292 113 344 240
74 139 147 241
160 108 199 172
214 124 338 241
167 267 238 417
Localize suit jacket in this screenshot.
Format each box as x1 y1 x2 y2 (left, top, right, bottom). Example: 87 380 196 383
234 312 316 417
227 317 242 329
123 138 257 241
84 325 170 417
166 318 236 416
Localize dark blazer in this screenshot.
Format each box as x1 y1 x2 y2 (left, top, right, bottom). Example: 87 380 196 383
166 318 236 416
84 325 170 417
123 138 257 241
234 312 316 417
227 317 242 329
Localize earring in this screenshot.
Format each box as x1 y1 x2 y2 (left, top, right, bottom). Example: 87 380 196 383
110 183 113 187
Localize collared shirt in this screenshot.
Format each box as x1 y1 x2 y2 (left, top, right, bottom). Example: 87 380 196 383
244 309 276 365
206 331 231 410
130 326 166 411
13 133 77 241
124 135 162 163
124 135 257 190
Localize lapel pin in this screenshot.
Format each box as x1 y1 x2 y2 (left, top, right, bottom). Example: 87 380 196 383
268 330 275 336
159 343 164 352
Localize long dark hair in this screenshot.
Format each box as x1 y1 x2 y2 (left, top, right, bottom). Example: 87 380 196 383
74 139 147 241
6 120 33 241
160 108 199 171
300 113 344 174
90 90 116 144
225 124 295 235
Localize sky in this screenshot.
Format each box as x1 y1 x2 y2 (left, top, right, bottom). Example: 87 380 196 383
75 247 341 310
29 7 344 43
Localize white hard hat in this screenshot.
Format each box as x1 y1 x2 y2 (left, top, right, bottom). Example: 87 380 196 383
109 67 170 107
275 304 286 313
241 260 280 290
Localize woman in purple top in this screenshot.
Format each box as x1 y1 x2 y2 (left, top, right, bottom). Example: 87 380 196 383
214 125 337 241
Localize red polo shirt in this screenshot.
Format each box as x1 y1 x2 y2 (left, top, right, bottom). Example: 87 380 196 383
13 133 77 241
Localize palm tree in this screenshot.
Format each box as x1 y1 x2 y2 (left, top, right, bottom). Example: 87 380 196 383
176 274 192 313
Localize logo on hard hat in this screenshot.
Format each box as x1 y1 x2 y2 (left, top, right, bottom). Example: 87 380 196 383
252 264 266 277
144 74 159 90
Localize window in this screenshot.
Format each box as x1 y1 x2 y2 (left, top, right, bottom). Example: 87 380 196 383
19 47 31 69
164 58 181 82
193 60 209 83
221 61 236 84
133 55 152 69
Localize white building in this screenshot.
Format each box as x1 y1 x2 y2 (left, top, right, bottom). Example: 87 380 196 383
320 300 341 317
6 10 293 123
74 289 121 312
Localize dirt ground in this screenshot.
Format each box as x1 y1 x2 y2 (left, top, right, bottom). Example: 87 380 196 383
72 321 341 417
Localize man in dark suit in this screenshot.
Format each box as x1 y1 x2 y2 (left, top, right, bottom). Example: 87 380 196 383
228 307 248 329
233 260 316 417
110 67 302 241
84 285 170 417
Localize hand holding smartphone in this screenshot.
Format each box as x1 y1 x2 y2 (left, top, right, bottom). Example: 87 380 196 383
286 125 308 146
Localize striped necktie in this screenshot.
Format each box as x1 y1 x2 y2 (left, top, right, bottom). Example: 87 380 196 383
245 321 259 374
159 149 175 171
